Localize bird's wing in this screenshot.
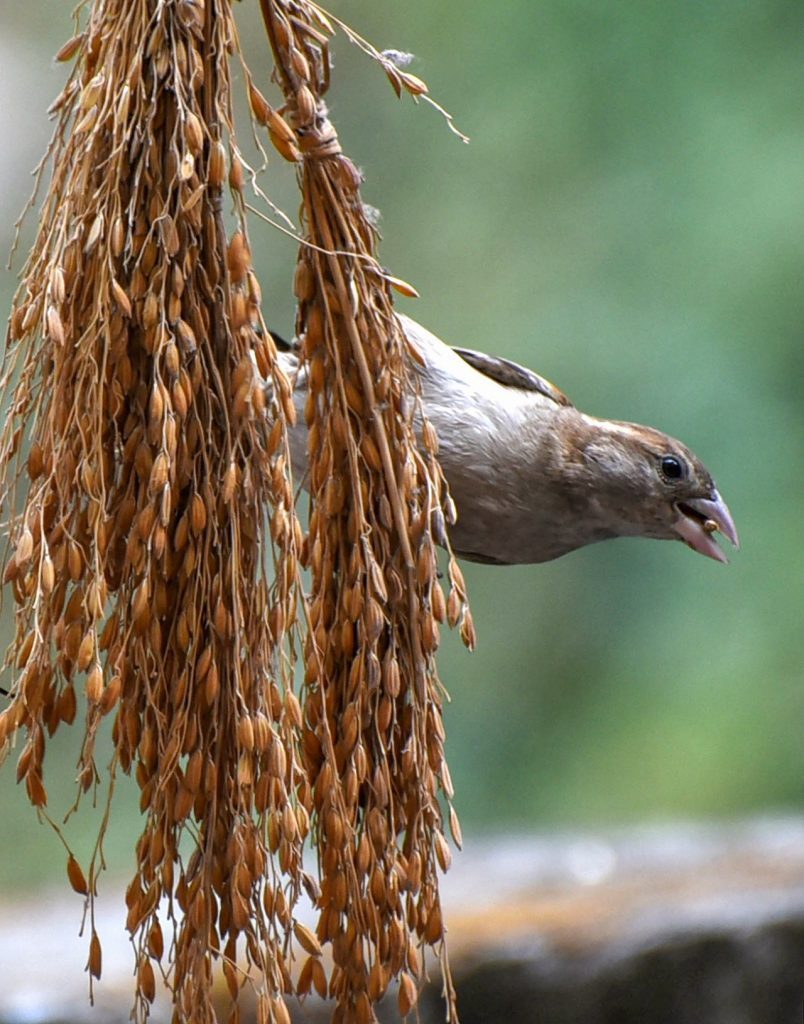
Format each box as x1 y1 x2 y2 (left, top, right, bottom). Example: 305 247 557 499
453 347 573 408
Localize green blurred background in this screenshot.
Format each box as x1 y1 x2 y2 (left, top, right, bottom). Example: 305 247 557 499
0 1 801 890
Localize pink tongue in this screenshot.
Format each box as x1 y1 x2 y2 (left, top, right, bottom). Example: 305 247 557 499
674 513 729 563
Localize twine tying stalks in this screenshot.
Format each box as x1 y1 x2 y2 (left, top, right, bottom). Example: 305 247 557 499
1 1 469 1022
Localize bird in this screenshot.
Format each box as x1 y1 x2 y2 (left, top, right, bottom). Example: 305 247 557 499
270 314 739 567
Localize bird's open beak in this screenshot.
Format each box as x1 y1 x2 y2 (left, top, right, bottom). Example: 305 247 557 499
673 491 739 564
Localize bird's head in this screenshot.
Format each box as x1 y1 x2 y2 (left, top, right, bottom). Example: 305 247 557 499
577 419 739 562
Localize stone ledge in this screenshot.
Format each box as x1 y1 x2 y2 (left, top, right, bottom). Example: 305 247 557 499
1 817 802 1023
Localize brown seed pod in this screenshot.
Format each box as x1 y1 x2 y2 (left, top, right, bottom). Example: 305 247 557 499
268 129 302 163
111 278 132 317
131 579 150 625
77 631 95 672
295 84 316 127
189 493 207 533
229 152 245 191
88 931 102 980
148 452 169 495
86 662 104 703
55 33 84 62
247 81 271 125
179 151 195 181
398 971 418 1016
227 232 250 284
208 139 227 186
385 274 420 299
99 674 121 716
66 854 89 895
400 71 429 96
184 111 204 154
147 921 164 961
294 920 323 957
41 553 55 594
50 265 66 303
138 959 156 1003
16 526 34 565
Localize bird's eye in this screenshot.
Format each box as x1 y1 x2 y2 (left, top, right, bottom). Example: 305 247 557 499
660 455 685 480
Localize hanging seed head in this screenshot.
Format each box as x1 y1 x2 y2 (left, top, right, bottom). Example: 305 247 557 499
0 0 316 1017
2 3 466 1024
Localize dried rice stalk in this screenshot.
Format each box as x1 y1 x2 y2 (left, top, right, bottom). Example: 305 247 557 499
1 0 468 1021
260 2 468 1021
1 1 306 1021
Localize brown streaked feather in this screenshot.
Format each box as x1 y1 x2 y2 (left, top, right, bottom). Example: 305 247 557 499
453 347 573 407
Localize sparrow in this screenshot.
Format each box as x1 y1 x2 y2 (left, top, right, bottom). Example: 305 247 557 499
272 315 739 567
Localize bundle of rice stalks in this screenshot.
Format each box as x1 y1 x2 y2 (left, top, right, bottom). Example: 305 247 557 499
1 1 468 1021
259 5 471 1021
1 0 307 1019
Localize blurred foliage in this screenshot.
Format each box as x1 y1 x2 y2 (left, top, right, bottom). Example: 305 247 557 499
0 0 801 890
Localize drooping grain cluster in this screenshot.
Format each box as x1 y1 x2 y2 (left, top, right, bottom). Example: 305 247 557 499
1 0 469 1021
1 1 308 1021
260 3 472 1021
